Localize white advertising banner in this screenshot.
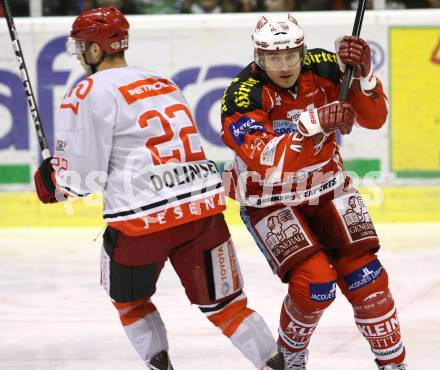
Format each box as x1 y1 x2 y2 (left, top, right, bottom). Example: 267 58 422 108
0 10 439 190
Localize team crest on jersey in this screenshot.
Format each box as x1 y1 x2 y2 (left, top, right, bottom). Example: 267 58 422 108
255 208 312 266
334 194 378 243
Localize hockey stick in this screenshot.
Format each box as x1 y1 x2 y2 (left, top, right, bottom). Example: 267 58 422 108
1 0 50 159
338 0 367 102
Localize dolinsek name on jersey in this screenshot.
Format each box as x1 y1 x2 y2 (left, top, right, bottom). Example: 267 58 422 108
229 116 266 145
149 161 219 191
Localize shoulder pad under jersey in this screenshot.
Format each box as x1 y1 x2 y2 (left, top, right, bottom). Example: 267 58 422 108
221 63 264 117
302 48 340 84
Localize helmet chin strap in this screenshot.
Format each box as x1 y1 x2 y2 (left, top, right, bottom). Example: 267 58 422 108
82 52 106 75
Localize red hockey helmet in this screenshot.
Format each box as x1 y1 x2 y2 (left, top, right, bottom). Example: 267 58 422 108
68 7 129 55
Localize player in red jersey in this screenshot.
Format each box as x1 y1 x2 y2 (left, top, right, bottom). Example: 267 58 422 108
220 13 407 370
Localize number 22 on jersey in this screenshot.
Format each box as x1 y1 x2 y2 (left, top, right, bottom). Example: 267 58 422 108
138 103 206 166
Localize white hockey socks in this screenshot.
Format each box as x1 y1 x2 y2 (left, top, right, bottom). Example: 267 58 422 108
113 299 169 365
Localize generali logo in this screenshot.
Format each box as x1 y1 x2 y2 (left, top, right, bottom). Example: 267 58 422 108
264 209 309 264
342 195 377 242
118 78 177 104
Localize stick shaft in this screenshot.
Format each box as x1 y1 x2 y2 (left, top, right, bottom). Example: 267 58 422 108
1 0 50 159
338 0 367 102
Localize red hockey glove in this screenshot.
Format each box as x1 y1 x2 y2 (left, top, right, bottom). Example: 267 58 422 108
318 101 355 135
297 101 355 137
337 35 376 92
34 157 58 203
337 36 371 78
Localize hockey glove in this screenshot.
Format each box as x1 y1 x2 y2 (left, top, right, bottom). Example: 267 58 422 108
336 35 377 92
34 157 58 204
297 101 355 137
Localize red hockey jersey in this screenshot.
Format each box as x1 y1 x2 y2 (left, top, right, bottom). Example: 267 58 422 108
220 48 387 207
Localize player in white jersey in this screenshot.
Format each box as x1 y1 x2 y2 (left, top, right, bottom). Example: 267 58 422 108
33 7 285 370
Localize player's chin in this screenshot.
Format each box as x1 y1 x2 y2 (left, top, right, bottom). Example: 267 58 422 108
276 77 296 89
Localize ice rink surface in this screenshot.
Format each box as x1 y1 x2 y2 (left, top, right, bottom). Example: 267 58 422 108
1 224 439 370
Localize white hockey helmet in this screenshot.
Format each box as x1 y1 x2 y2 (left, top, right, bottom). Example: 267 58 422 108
252 14 306 69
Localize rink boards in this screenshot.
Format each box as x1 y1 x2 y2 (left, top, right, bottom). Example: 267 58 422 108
1 186 440 227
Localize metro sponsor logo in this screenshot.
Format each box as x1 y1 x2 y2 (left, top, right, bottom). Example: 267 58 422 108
118 78 177 104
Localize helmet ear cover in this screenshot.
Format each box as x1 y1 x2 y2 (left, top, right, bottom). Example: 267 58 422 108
70 7 130 55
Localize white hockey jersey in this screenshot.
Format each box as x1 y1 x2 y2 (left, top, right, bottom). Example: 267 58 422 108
53 66 225 236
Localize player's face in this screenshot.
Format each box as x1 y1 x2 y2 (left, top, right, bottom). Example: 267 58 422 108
261 49 301 89
66 38 97 75
76 43 101 75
